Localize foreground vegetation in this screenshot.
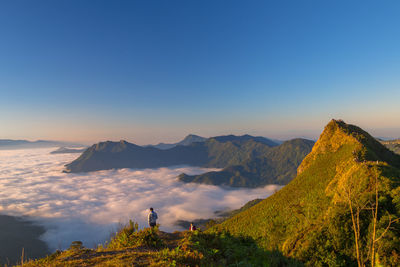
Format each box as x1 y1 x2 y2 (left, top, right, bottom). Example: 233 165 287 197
18 222 300 267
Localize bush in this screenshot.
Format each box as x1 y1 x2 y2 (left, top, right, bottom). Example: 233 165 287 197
177 230 299 266
107 220 164 250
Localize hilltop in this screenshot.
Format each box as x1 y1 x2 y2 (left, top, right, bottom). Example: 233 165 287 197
214 119 400 266
64 135 313 187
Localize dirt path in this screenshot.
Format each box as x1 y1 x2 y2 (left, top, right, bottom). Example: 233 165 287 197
57 230 187 266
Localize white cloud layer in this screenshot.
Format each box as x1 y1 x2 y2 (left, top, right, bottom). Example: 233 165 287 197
0 148 281 250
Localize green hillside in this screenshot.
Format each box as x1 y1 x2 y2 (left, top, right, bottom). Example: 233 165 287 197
214 120 400 266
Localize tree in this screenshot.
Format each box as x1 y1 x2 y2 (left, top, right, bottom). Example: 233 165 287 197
330 161 400 267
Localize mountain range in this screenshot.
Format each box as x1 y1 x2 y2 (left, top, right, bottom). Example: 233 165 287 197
64 135 314 187
214 119 400 266
0 139 82 150
380 138 400 154
50 147 88 154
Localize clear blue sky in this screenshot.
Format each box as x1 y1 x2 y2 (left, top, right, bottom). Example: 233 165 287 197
1 0 399 144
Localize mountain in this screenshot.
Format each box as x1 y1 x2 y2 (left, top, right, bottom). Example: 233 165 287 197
0 139 82 150
64 135 313 187
179 138 314 187
213 120 400 266
64 140 209 173
50 147 88 154
381 139 400 154
146 134 206 150
64 134 280 173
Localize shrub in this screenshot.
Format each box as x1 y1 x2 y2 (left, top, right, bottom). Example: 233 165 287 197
69 241 83 250
107 220 163 250
178 230 282 266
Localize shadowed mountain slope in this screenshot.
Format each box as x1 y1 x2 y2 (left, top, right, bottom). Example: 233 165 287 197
179 138 314 187
0 215 49 265
64 140 209 173
214 120 400 266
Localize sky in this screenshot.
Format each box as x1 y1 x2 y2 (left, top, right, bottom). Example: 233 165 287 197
0 0 399 144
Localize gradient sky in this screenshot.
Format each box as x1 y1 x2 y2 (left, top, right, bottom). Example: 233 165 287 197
1 1 399 144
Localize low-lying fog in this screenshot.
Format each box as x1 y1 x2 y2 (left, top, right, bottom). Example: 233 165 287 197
0 148 281 251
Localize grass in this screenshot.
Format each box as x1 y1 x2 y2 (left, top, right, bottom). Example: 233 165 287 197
17 222 301 267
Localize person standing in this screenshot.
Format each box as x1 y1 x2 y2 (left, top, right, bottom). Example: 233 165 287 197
148 207 158 228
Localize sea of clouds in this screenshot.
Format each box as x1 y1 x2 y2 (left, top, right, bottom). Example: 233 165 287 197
0 148 281 250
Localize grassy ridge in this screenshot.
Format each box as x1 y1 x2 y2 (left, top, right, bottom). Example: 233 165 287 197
214 120 400 266
19 223 301 266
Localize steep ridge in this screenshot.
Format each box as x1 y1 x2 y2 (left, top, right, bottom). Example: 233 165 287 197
214 120 400 265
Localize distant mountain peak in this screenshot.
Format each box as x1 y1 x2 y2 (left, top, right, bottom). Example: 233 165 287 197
184 134 202 138
147 134 206 150
179 134 206 145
